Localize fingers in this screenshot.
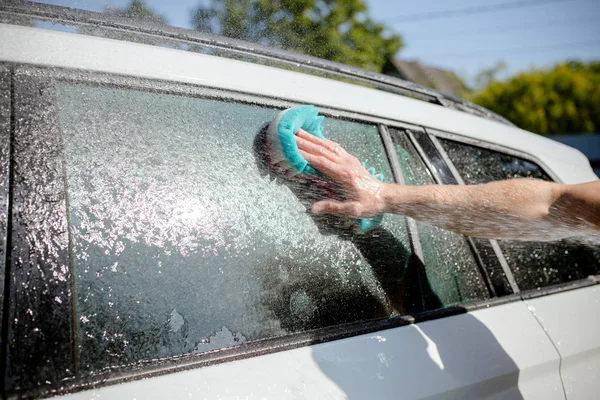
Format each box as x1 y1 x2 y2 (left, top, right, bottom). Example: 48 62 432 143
299 149 344 179
312 199 362 217
296 135 339 162
297 129 345 155
296 129 326 145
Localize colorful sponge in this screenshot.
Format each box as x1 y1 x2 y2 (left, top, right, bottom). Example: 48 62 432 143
265 105 325 177
265 105 384 232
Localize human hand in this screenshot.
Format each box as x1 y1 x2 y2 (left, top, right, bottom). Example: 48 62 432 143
295 129 387 217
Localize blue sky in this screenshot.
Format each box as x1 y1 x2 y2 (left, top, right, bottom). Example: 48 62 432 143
32 0 600 85
368 0 600 85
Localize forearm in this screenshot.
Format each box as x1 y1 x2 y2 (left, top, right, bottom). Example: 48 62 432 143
381 179 598 241
293 130 599 241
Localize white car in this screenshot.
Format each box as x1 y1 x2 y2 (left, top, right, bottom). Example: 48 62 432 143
0 3 598 399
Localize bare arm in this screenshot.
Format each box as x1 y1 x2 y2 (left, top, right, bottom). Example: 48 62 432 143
379 179 600 241
295 130 600 241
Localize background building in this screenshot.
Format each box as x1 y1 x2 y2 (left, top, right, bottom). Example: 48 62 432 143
383 58 468 98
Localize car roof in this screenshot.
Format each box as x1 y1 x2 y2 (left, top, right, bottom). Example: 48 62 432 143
0 0 511 126
0 23 594 184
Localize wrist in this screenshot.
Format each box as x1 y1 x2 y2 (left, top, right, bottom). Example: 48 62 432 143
379 183 396 214
380 183 412 215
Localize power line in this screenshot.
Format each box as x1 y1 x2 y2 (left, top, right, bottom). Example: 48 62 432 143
408 16 597 41
385 0 569 23
426 39 600 59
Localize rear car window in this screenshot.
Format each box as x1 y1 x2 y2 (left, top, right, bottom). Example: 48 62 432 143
390 130 490 306
439 138 600 291
56 83 419 375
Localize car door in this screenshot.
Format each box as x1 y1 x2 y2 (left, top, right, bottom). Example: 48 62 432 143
436 132 600 400
2 60 564 399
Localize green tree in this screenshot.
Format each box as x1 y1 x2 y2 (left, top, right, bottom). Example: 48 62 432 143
117 0 167 24
191 0 403 72
471 62 600 135
474 60 506 89
87 0 170 46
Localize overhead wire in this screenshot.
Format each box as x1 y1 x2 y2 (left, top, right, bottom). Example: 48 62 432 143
426 39 600 59
407 16 598 40
388 0 597 63
384 0 570 23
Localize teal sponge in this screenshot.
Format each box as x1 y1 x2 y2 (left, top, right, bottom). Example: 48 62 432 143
266 105 324 176
266 105 384 232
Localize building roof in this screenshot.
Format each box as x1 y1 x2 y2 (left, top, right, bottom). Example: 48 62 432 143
384 59 468 98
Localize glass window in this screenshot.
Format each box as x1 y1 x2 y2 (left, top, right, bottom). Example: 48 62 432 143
390 130 490 307
439 138 600 291
56 83 418 376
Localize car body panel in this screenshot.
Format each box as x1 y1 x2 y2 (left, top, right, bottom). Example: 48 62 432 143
60 302 563 400
525 285 600 400
0 23 596 185
0 22 597 400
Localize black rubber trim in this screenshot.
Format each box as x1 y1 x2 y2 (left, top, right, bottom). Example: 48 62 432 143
464 237 497 298
469 238 514 297
463 293 523 311
0 64 13 400
0 0 514 126
408 130 459 185
519 275 599 300
4 69 76 398
377 125 427 268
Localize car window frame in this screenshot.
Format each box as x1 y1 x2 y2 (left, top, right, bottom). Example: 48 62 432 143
0 65 12 398
424 127 600 297
3 64 79 400
408 129 519 296
425 127 563 183
3 63 512 398
385 127 497 304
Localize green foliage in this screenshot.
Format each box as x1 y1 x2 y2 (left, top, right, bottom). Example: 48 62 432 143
191 0 403 72
471 62 600 135
474 60 506 89
118 0 167 24
92 0 169 46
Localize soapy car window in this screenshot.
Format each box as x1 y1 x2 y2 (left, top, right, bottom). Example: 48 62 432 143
56 83 421 375
391 130 489 306
439 138 600 290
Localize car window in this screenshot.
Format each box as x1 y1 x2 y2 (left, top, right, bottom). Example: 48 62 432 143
390 129 490 306
56 82 421 376
439 138 600 291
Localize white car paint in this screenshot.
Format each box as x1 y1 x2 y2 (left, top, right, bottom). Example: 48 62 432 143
0 23 596 185
525 285 600 400
1 23 597 399
62 302 563 400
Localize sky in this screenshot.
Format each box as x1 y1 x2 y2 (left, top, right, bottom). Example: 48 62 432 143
367 0 600 85
31 0 600 86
